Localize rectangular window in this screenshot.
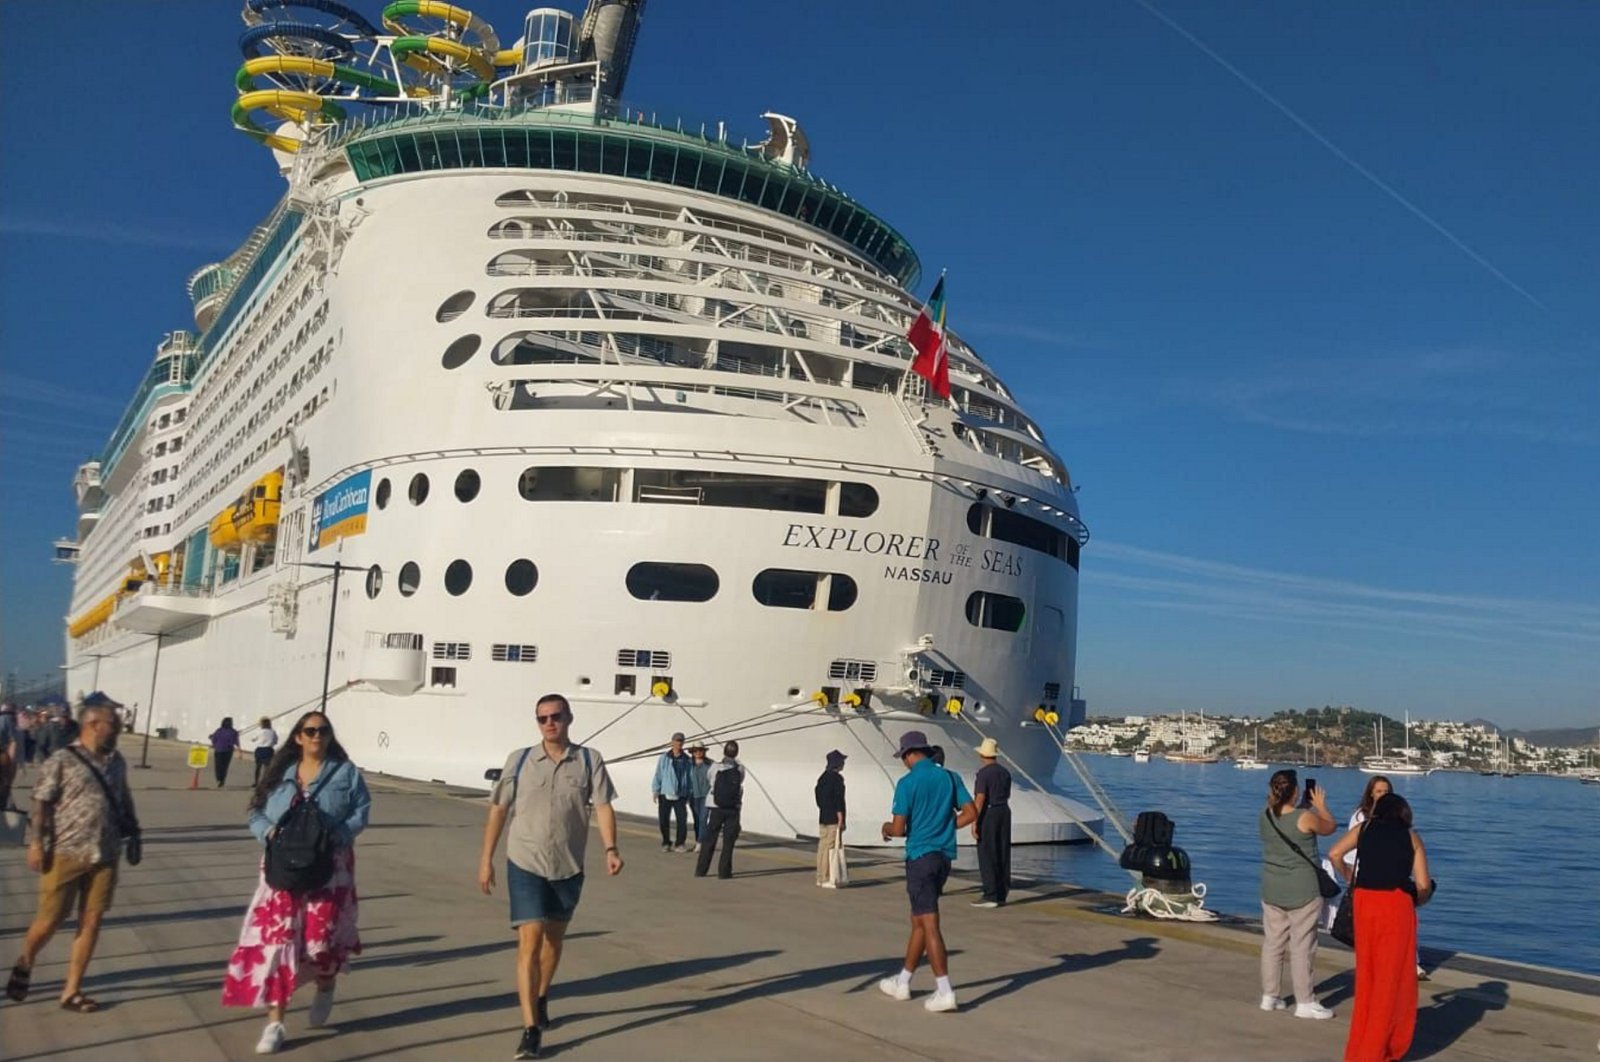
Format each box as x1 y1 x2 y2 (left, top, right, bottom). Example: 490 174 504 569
429 666 457 689
614 673 637 696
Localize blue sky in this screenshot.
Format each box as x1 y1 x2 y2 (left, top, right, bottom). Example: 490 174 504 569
2 2 1596 727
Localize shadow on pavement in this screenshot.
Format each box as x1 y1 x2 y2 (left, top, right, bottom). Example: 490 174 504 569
1409 979 1510 1059
960 936 1161 1010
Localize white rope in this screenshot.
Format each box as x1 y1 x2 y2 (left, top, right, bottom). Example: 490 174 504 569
1124 881 1219 922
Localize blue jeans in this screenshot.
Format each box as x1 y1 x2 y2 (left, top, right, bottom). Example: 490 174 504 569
692 796 708 841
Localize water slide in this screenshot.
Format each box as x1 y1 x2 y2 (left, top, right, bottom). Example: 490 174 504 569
233 0 507 152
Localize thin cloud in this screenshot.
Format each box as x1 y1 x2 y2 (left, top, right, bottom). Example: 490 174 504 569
1128 0 1544 310
1089 541 1600 646
0 216 235 253
1 374 126 415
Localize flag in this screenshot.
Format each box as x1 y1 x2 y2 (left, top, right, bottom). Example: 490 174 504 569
908 276 951 398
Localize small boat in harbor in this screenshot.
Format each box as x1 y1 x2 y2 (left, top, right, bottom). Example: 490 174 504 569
1360 713 1434 776
1133 747 1151 764
1235 726 1268 770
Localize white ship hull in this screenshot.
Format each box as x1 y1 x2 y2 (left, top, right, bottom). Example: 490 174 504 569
62 8 1101 846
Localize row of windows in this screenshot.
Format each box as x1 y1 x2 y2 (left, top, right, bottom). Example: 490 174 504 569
341 121 920 284
153 435 184 457
966 503 1082 570
359 557 1027 630
371 466 879 517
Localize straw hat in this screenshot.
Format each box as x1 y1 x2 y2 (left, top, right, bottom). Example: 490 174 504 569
975 737 1001 759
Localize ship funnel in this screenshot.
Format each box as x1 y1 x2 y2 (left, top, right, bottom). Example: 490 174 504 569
578 0 645 105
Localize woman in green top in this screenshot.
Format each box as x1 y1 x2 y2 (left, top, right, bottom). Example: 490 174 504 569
1258 768 1336 1019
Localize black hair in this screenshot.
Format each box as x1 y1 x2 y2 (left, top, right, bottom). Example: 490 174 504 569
536 692 571 718
248 710 349 811
1371 792 1413 827
221 717 234 729
723 740 739 759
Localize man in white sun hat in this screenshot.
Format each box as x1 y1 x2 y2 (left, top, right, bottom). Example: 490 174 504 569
970 737 1013 908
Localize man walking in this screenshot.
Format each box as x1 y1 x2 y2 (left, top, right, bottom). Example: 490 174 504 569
479 693 624 1060
0 701 18 810
651 731 692 852
970 737 1013 908
694 741 744 879
814 749 847 887
879 730 976 1013
6 693 138 1011
37 705 79 761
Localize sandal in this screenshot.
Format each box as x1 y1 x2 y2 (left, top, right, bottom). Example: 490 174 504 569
5 961 30 1002
59 993 100 1013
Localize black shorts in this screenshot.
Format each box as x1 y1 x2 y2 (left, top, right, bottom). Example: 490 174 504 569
904 852 951 916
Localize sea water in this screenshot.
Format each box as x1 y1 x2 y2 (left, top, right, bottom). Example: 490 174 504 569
998 758 1600 976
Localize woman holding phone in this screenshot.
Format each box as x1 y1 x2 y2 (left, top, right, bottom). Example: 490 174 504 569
1258 769 1337 1019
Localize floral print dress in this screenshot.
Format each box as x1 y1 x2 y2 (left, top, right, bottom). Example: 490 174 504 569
222 766 367 1009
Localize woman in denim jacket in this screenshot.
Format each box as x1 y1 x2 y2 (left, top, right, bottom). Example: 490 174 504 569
221 711 371 1054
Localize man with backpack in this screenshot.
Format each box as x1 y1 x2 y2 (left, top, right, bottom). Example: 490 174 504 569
879 730 977 1014
694 741 744 879
479 693 623 1061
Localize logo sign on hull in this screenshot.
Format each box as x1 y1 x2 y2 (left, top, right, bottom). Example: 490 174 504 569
310 470 372 552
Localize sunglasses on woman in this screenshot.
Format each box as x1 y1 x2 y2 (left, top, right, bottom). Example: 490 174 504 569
300 725 330 737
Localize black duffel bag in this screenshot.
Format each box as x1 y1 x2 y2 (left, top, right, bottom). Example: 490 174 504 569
264 763 346 893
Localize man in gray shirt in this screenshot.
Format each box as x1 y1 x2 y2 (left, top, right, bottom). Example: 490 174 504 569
479 693 623 1060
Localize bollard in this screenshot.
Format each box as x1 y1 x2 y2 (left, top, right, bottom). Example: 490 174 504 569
189 769 200 790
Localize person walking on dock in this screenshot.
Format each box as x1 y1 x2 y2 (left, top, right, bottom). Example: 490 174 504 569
815 749 847 887
0 701 18 811
223 711 371 1054
249 716 279 787
37 705 78 761
1258 768 1338 1019
210 717 241 788
651 731 692 851
688 743 711 851
695 741 745 879
970 737 1012 908
6 694 138 1012
479 693 623 1061
879 730 977 1013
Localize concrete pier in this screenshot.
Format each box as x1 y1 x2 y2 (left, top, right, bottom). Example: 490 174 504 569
2 742 1596 1060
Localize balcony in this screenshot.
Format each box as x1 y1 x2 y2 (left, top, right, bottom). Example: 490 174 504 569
356 632 426 695
75 462 105 511
113 584 213 635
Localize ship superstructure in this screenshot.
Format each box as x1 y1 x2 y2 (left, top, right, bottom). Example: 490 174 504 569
62 0 1098 844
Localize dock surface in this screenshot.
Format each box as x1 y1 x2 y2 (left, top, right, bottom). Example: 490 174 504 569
2 742 1596 1060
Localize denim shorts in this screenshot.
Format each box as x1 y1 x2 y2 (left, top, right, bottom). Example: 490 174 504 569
507 861 584 926
904 852 951 916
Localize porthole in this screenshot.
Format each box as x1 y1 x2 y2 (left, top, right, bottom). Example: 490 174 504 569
398 562 421 597
751 569 858 612
505 559 539 596
441 333 481 370
626 562 719 603
364 565 382 599
444 559 473 596
408 473 430 505
965 591 1027 633
436 290 476 322
455 469 481 502
375 477 392 510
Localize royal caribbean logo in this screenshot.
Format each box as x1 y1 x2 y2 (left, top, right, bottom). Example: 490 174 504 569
310 469 372 552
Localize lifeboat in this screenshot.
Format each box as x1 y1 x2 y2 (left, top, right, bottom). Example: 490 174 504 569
231 468 284 544
66 563 149 638
209 506 242 551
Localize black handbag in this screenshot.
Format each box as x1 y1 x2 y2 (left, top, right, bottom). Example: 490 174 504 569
1331 889 1356 946
66 747 142 866
1264 809 1340 899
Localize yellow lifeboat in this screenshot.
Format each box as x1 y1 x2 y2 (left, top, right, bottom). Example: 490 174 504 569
209 506 242 551
231 468 284 544
67 563 149 638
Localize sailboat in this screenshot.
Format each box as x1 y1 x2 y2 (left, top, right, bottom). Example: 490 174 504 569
1163 709 1220 763
1360 713 1433 776
1235 726 1268 769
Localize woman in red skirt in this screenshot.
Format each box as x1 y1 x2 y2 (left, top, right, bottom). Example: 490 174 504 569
1329 793 1434 1062
222 711 371 1054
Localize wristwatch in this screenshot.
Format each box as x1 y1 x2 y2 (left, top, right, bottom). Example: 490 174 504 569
605 846 619 853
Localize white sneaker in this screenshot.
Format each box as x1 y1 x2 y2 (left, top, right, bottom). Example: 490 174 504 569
255 1021 286 1054
970 900 999 909
307 983 335 1027
672 845 688 853
924 989 958 1013
818 880 837 889
689 842 700 853
1294 1001 1335 1020
878 976 911 1001
1259 994 1287 1011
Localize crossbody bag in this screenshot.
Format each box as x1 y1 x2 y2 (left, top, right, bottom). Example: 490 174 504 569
1264 809 1339 899
65 746 142 866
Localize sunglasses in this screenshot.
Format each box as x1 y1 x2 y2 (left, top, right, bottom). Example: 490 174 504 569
536 713 567 725
300 725 331 737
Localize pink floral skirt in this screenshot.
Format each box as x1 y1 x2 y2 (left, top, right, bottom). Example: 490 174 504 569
221 847 362 1009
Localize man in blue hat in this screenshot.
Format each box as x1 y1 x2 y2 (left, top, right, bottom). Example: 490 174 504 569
879 730 976 1013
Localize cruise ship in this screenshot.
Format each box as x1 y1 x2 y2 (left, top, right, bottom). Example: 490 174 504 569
60 0 1100 845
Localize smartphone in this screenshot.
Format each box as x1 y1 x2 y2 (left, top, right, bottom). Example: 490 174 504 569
1303 778 1318 803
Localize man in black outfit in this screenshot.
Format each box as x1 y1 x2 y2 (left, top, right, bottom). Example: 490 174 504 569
814 750 847 887
970 738 1012 908
694 742 744 879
